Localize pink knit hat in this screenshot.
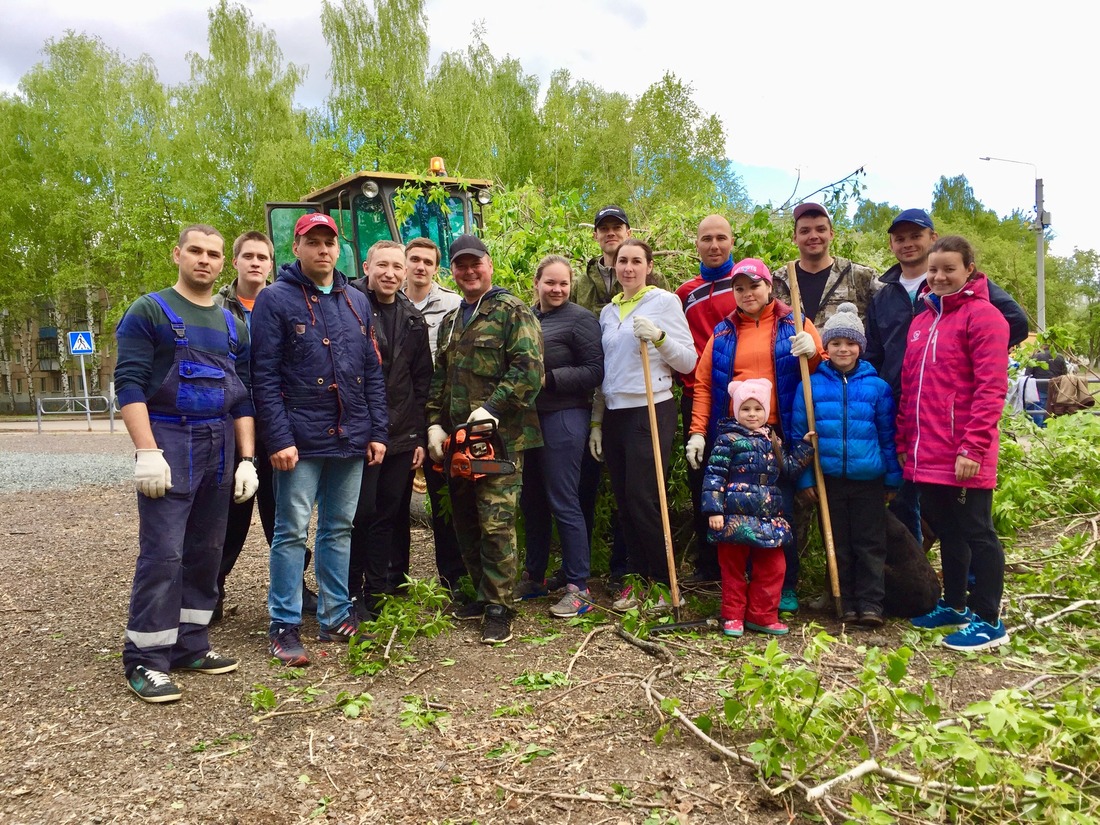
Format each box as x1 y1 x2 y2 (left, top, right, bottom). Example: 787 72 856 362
728 378 773 420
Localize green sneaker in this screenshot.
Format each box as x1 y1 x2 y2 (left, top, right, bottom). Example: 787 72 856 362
779 589 799 613
174 650 239 674
127 666 182 704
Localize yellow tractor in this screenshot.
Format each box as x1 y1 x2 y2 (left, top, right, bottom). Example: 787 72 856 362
265 157 492 276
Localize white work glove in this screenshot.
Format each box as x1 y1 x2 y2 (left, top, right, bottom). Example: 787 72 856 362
685 433 706 470
427 425 448 463
467 406 499 426
233 460 259 504
633 316 663 343
789 330 816 358
134 448 171 499
589 425 603 462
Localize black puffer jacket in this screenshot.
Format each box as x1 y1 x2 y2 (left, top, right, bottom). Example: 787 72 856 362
532 301 604 414
352 283 433 454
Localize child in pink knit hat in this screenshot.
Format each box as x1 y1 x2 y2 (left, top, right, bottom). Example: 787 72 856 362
700 378 814 637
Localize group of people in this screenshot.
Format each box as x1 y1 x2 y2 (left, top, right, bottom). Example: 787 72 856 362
114 201 1029 704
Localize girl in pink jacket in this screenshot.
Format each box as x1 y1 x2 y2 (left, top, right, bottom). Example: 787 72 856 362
897 236 1009 652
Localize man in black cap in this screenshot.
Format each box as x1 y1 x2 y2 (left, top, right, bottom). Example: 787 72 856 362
426 235 544 645
573 205 668 314
865 208 1028 541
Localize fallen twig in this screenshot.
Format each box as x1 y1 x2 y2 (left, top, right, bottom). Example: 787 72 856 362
539 672 646 707
382 624 399 661
1011 598 1099 633
566 624 612 679
404 666 433 686
493 780 642 808
615 625 674 664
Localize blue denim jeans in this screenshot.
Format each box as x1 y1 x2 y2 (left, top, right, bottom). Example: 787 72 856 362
270 457 364 629
521 407 591 588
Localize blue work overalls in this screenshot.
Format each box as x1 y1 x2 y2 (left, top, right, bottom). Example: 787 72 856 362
123 294 247 674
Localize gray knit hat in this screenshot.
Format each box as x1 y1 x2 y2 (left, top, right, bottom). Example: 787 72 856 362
821 302 866 350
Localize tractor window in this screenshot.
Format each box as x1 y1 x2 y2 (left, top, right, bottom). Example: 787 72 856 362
397 195 467 252
353 194 392 271
267 205 317 271
330 207 357 277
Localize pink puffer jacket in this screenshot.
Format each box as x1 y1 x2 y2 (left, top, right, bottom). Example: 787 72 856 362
896 272 1009 489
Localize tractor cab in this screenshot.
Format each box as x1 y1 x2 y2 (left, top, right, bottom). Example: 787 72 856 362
265 158 492 278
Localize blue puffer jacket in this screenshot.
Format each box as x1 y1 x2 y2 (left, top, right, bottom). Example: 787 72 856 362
790 359 901 490
708 300 801 444
701 420 814 548
251 262 389 459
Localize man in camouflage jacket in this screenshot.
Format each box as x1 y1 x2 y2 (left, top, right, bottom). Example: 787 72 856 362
426 235 544 645
770 203 881 326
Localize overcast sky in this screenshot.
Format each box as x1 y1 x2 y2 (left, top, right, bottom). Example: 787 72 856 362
2 0 1093 256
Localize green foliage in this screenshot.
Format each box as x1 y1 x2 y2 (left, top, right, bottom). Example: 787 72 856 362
345 576 453 676
511 670 570 692
249 684 277 712
995 410 1100 534
399 695 450 731
335 690 374 719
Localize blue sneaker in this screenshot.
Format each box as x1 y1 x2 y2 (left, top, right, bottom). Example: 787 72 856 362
942 618 1009 652
910 600 974 629
779 590 799 613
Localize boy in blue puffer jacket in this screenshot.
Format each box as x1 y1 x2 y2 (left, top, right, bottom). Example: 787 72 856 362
702 379 815 638
791 303 902 626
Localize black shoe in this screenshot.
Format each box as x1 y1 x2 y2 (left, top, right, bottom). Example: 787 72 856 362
682 570 720 585
544 568 568 593
859 611 885 629
127 666 182 703
302 583 319 615
451 600 487 622
173 650 239 674
352 598 377 623
840 610 858 624
481 604 514 645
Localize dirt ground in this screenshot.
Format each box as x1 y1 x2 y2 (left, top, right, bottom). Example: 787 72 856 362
0 431 1009 825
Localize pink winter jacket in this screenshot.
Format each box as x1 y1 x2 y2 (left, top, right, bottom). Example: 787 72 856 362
896 272 1009 489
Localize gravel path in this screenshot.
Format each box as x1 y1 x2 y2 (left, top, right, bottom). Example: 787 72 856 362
0 432 132 493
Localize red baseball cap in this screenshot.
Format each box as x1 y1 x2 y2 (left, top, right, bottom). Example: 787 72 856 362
294 213 338 237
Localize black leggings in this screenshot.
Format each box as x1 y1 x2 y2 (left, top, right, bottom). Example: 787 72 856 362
919 484 1004 623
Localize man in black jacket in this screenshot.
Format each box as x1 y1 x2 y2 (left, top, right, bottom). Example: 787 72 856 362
349 241 434 617
865 208 1028 541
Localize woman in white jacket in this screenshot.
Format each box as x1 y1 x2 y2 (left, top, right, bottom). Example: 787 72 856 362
590 238 696 608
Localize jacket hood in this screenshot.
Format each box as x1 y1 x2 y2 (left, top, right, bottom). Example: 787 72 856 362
731 297 794 327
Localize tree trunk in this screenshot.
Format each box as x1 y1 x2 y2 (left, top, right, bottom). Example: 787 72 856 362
85 282 101 395
50 304 72 404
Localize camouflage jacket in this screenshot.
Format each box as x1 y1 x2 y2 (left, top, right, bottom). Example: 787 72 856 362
573 256 671 315
427 287 544 455
770 257 881 326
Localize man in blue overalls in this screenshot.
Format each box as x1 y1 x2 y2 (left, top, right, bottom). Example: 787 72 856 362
115 224 260 703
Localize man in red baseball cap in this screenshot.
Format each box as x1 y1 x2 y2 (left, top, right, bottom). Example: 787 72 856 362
250 211 390 666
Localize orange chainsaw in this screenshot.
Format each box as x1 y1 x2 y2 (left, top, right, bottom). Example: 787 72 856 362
434 420 516 480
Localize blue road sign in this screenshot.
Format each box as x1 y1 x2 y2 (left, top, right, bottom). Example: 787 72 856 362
68 331 95 356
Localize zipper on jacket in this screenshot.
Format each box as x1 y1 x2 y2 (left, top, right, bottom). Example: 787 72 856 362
911 305 942 474
841 371 848 476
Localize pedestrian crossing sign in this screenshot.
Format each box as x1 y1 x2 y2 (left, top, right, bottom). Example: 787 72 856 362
68 331 94 356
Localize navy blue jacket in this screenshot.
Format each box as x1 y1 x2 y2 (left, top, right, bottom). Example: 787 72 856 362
251 262 389 459
701 420 813 548
532 301 604 414
865 263 1028 402
791 359 902 490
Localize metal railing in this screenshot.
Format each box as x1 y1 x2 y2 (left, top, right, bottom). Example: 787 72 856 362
1017 375 1100 424
35 390 117 433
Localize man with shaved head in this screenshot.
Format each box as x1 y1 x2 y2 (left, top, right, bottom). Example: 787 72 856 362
675 215 740 582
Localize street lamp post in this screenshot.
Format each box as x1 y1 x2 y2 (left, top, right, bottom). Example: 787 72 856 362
979 156 1051 330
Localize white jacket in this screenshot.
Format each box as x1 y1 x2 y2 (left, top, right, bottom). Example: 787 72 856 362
598 289 696 411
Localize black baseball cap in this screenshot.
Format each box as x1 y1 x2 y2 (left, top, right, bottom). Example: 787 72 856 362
594 205 630 228
448 235 489 265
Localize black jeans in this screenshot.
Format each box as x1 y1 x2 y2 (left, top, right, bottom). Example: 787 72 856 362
217 438 275 598
680 392 717 578
603 399 677 585
919 483 1004 623
825 475 887 615
425 462 466 593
